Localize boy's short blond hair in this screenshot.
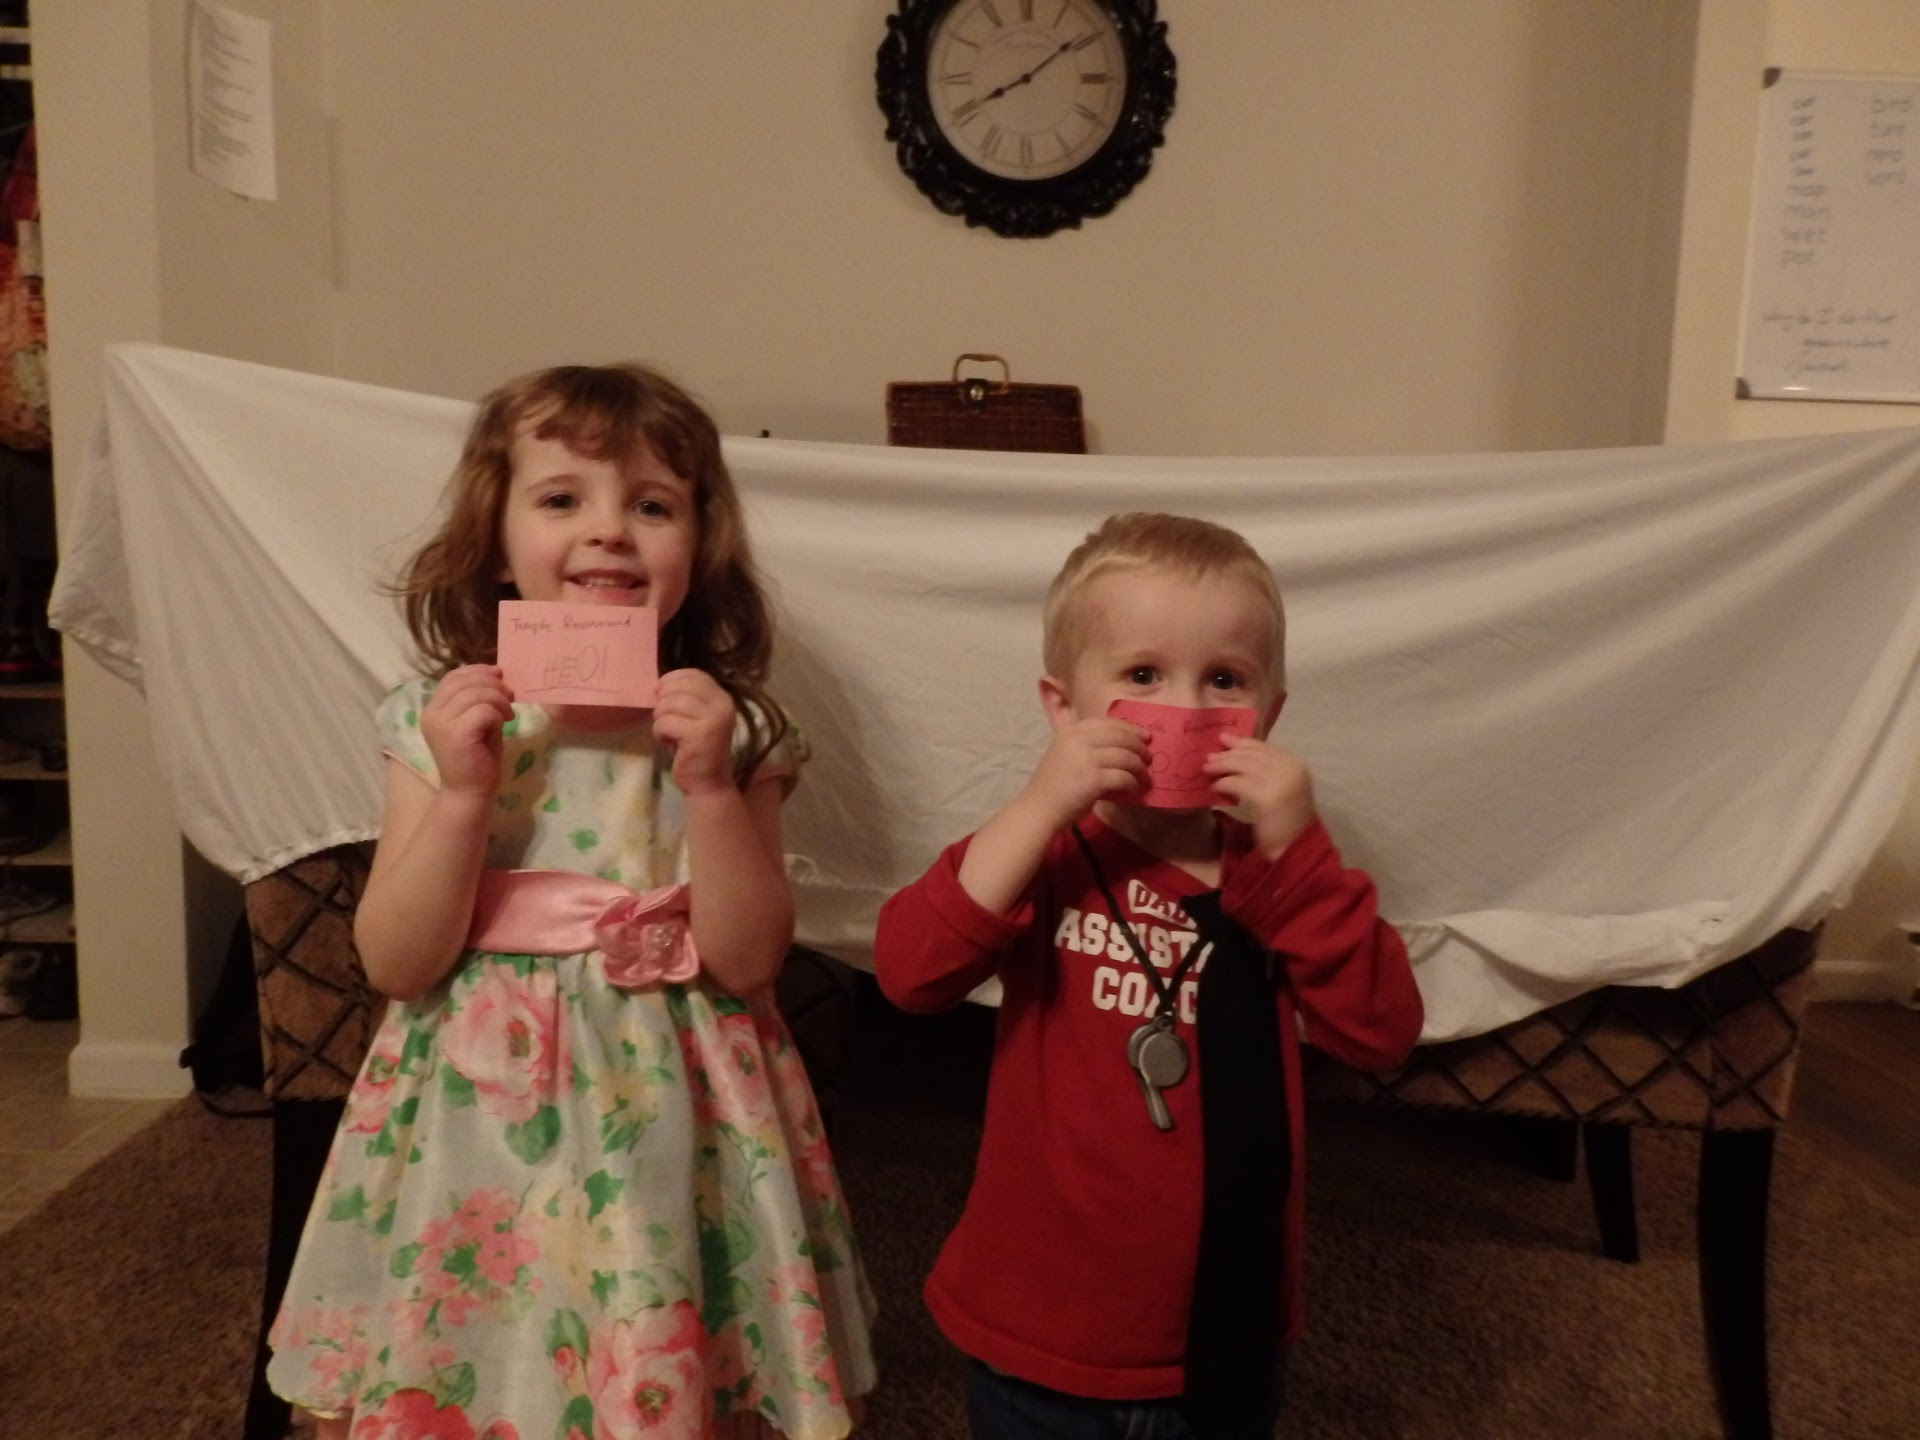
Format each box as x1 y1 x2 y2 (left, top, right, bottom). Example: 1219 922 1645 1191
1042 512 1287 690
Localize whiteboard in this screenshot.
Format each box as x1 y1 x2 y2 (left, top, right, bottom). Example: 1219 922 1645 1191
1736 69 1920 404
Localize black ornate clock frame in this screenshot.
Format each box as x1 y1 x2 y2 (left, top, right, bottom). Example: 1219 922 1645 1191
876 0 1176 239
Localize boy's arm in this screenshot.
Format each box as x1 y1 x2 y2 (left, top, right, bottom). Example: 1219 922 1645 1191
957 713 1149 913
1222 818 1424 1072
875 834 1042 1013
953 791 1071 915
879 714 1145 1011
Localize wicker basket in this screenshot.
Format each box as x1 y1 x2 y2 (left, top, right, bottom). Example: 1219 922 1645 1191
886 354 1086 454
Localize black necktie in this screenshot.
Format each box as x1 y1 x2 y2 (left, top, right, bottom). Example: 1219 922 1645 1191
1181 890 1289 1438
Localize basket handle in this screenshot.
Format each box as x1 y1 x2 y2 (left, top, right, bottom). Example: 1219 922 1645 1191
952 353 1012 405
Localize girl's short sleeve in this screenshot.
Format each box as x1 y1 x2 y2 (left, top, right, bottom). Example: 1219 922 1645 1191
740 698 807 795
375 677 440 784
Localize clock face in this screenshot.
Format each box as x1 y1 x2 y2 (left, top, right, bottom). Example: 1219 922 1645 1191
877 0 1177 238
926 0 1129 182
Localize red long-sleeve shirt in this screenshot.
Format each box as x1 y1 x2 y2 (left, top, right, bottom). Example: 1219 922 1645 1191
874 813 1422 1401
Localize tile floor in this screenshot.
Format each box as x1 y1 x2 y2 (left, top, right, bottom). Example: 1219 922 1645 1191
0 1016 177 1235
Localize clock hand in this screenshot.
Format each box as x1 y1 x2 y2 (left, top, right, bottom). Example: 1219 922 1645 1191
1021 38 1075 84
984 38 1077 102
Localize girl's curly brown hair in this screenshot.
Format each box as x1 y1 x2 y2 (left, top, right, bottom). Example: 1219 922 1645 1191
396 362 789 786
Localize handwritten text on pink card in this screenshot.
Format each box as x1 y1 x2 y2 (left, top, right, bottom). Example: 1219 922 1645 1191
1107 699 1258 808
498 601 658 707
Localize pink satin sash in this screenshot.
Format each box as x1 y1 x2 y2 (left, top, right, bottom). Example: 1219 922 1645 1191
468 870 699 988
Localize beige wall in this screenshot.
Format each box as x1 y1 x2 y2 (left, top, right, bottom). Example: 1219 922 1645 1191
308 1 1692 456
32 1 1918 1095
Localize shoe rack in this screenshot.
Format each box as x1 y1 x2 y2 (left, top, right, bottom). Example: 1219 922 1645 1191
0 679 73 1019
0 8 69 1022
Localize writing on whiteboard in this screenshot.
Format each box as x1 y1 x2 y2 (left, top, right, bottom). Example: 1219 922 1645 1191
1738 71 1920 401
1758 306 1899 379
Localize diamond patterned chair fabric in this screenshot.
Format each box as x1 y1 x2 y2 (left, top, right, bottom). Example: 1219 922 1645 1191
246 845 379 1102
1305 926 1816 1130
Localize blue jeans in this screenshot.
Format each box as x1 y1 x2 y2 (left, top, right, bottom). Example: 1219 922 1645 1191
966 1359 1286 1440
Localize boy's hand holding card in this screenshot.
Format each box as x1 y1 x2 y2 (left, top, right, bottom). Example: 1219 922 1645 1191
497 601 658 707
1107 699 1259 808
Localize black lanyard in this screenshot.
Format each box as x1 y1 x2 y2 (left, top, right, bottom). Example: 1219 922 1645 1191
1071 824 1206 1024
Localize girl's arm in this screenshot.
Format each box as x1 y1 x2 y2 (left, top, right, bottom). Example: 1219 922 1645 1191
355 666 512 1001
682 774 795 995
654 668 794 996
355 760 493 1000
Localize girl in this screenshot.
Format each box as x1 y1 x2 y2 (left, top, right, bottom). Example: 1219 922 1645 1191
268 364 877 1439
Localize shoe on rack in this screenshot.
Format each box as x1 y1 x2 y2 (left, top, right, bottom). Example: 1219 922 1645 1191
0 874 56 921
0 624 53 685
0 789 44 855
25 947 76 1020
0 947 41 1017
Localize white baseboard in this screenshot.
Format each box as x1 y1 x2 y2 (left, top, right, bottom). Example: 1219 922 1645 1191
67 1040 196 1100
1811 954 1917 1005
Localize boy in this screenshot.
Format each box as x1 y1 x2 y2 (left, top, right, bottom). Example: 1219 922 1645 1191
874 512 1423 1438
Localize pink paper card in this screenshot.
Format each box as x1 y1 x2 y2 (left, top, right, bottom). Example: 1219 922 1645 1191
497 601 658 707
1107 699 1258 808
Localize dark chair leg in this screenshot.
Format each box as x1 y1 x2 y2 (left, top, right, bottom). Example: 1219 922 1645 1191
1582 1123 1639 1262
244 1098 347 1440
1698 1127 1775 1440
1510 1113 1580 1182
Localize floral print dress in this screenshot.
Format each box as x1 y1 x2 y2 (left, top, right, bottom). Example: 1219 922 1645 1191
268 679 877 1440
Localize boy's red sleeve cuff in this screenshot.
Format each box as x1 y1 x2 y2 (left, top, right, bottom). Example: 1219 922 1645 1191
920 840 1037 948
1219 817 1424 1071
1220 817 1337 934
873 836 1036 1012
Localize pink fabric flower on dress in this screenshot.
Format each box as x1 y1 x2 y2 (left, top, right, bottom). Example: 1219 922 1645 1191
345 1036 406 1135
439 966 569 1125
271 1302 372 1404
593 885 699 989
792 1124 841 1209
553 1342 588 1395
586 1300 710 1439
351 1387 478 1440
700 1010 779 1134
763 1261 821 1309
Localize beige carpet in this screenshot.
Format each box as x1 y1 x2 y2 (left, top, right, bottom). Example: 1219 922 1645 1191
2 996 1915 1440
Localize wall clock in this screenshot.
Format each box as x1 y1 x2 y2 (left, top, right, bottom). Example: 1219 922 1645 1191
877 0 1176 239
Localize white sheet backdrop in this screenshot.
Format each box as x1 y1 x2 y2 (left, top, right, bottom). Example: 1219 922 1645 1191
48 344 1920 1040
